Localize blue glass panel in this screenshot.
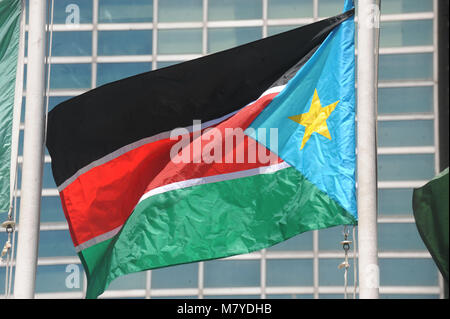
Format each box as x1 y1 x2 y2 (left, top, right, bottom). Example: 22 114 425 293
268 232 313 251
40 196 65 222
379 54 433 81
266 259 313 286
204 260 260 287
378 223 427 251
48 96 73 111
380 20 433 47
319 259 356 286
157 61 183 69
98 30 152 56
381 0 433 14
380 294 439 299
319 225 354 250
50 64 91 89
378 120 434 147
38 230 75 257
378 86 433 114
107 271 146 290
99 0 153 23
268 0 313 19
51 31 92 56
379 259 438 286
43 163 57 189
151 263 197 288
52 0 93 24
318 0 345 17
378 188 414 215
35 264 84 293
159 0 202 22
267 25 304 37
208 27 261 54
97 62 151 86
158 29 202 54
377 154 435 181
209 0 262 20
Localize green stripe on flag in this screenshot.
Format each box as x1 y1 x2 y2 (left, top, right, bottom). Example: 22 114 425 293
413 167 449 283
0 0 21 213
81 166 356 299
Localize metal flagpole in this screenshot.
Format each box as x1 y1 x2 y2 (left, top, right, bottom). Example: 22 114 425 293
357 0 380 299
13 0 47 299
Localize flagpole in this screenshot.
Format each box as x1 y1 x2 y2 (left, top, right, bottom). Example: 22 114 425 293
357 0 380 299
13 0 47 299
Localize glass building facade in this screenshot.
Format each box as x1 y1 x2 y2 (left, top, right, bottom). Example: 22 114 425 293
0 0 446 298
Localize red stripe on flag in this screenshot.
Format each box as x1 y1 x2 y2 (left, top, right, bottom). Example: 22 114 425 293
60 92 280 247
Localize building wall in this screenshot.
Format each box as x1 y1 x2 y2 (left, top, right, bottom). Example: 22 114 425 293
0 0 444 298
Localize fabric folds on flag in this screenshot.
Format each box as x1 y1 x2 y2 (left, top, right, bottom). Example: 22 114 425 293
413 168 449 282
46 9 356 298
0 0 21 213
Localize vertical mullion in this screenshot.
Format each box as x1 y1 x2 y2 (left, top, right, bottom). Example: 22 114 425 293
313 230 319 299
260 249 267 299
262 0 268 38
152 0 158 70
198 262 204 299
91 0 98 89
145 270 152 299
202 0 208 55
432 0 444 300
313 0 319 21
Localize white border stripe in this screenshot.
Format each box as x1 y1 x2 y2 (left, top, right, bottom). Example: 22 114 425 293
57 85 286 191
74 225 122 253
138 161 290 204
75 161 290 252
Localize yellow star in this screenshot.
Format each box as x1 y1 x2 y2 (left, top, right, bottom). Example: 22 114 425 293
288 89 339 150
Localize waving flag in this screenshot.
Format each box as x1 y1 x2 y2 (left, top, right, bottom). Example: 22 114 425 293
46 7 356 298
0 0 21 214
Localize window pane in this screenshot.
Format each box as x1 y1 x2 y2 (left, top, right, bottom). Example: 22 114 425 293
379 259 438 286
378 188 414 215
378 223 427 251
379 53 433 81
268 232 313 251
41 196 66 222
52 0 92 24
98 30 152 56
378 154 435 181
38 230 75 257
50 64 91 89
204 260 260 287
318 0 345 17
208 27 261 53
159 0 202 22
97 62 151 87
35 265 84 293
209 0 262 21
43 163 57 189
268 0 313 19
99 0 153 23
378 86 433 114
48 96 73 112
380 20 433 47
378 120 434 147
107 272 146 290
320 259 356 286
152 263 198 288
267 25 304 37
158 29 202 54
319 225 352 250
381 0 433 14
267 259 313 286
157 61 183 69
51 32 92 56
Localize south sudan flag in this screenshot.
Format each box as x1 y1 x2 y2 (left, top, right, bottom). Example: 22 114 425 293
46 6 356 299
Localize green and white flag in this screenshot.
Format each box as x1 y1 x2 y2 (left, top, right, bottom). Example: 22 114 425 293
0 0 22 214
